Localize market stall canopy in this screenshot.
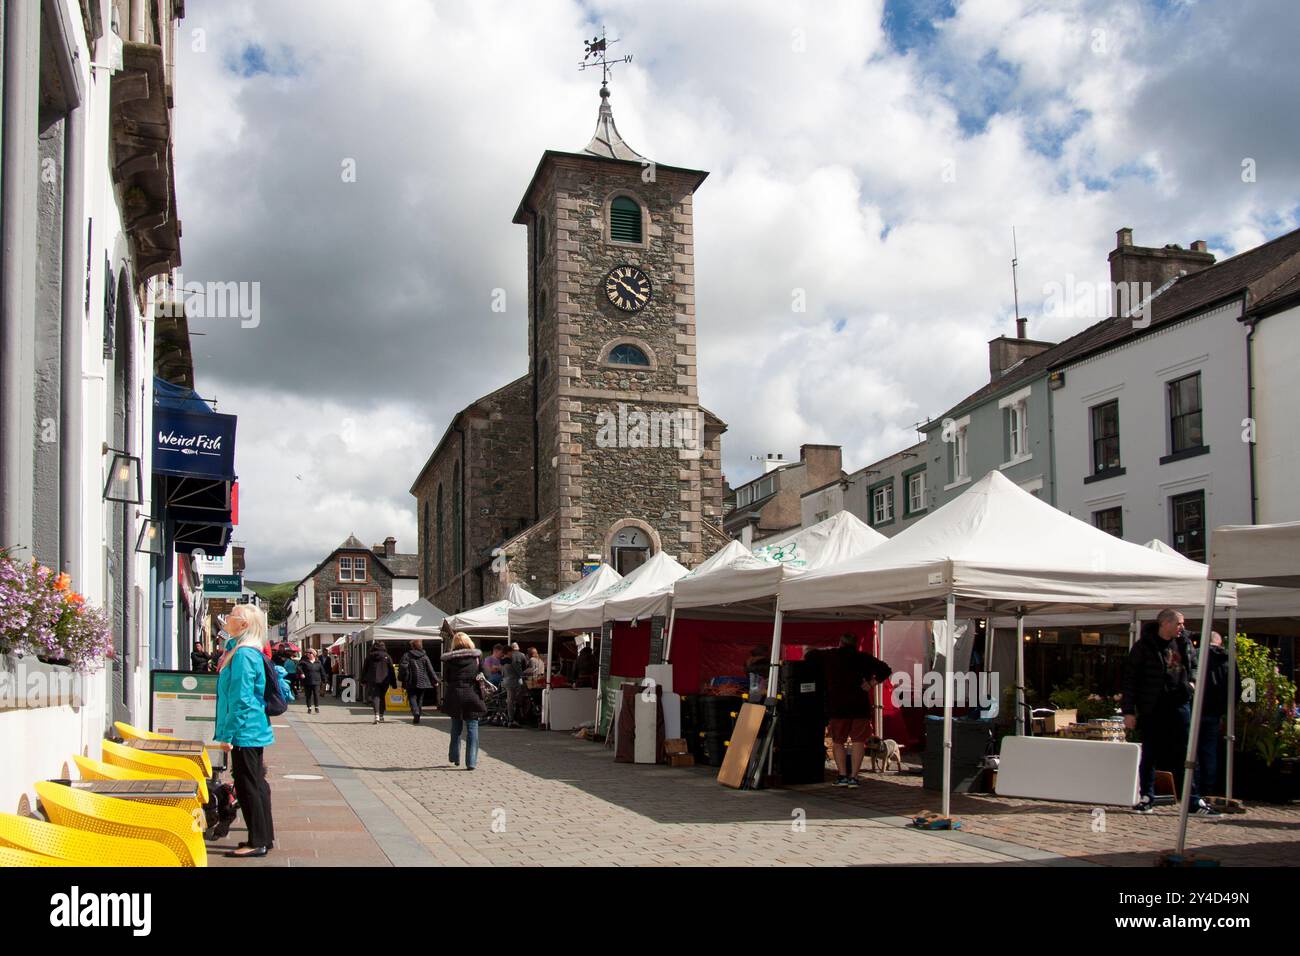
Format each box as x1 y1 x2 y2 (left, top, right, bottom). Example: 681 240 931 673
604 540 751 623
441 583 540 635
990 539 1288 627
550 551 688 631
1208 520 1300 588
351 598 449 644
328 637 347 650
508 564 622 632
779 471 1236 620
673 510 886 616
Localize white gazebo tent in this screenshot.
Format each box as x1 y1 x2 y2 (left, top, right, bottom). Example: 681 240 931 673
605 540 751 625
441 583 540 638
550 552 688 632
1177 520 1300 855
777 471 1235 818
668 511 889 728
508 564 623 725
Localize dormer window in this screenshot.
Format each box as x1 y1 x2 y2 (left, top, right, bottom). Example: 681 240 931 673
609 196 642 243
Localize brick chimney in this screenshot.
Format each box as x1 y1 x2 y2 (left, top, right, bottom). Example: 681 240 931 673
383 536 397 558
1108 228 1215 316
988 318 1053 381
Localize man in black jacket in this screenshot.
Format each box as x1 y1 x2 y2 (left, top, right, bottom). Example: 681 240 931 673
1195 632 1232 800
1122 609 1217 816
190 641 211 673
809 634 892 788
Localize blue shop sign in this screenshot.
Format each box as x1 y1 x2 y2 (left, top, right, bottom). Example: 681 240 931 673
154 406 237 479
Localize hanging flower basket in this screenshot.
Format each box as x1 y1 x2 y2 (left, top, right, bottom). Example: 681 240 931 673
0 547 113 672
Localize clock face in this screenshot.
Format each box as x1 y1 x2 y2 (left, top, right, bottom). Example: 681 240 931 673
603 265 652 313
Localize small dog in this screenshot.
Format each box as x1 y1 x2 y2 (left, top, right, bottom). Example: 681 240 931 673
867 736 903 773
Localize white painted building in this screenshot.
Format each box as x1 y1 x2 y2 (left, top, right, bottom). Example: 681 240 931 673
1052 229 1300 556
0 0 185 815
1246 275 1300 524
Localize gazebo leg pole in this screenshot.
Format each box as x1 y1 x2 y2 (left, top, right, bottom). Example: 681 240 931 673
1128 611 1138 650
1015 613 1025 736
874 619 884 739
1177 580 1219 856
766 604 784 708
663 605 676 662
544 626 554 731
942 594 956 819
1226 605 1238 802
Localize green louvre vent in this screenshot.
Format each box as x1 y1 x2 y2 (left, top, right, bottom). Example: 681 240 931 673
609 196 642 243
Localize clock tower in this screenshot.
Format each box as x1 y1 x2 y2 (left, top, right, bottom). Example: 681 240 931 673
511 80 727 586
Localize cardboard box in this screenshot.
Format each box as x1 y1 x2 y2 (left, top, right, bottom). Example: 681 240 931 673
669 753 695 768
663 738 689 755
1044 709 1077 734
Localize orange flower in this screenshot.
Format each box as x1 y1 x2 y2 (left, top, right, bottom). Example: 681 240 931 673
54 572 71 591
66 592 84 606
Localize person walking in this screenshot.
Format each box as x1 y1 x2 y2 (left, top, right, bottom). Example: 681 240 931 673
299 648 325 714
320 650 335 696
441 633 486 769
1122 609 1219 816
809 633 892 788
502 642 528 728
363 641 397 724
399 639 440 724
213 603 276 858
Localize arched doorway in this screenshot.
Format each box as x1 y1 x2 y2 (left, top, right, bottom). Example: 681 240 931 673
611 526 651 575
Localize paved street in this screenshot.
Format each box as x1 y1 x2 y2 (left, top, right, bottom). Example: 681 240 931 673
209 695 1300 867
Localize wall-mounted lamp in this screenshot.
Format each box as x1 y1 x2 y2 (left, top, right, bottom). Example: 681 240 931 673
135 514 163 555
103 445 143 503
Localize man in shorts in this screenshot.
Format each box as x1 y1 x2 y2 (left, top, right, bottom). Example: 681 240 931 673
813 633 892 787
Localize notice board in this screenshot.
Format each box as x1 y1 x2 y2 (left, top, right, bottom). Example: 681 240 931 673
150 670 219 742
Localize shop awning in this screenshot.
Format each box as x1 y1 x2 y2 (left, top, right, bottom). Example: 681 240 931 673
154 378 237 552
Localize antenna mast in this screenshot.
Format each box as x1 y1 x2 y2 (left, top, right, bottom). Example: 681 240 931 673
1011 226 1021 326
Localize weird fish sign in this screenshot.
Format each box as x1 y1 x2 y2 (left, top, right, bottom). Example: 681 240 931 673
154 407 237 480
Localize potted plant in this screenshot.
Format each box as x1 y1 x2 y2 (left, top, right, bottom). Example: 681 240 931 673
0 547 113 673
1232 635 1300 803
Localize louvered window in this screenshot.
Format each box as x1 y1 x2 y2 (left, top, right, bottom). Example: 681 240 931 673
609 196 642 243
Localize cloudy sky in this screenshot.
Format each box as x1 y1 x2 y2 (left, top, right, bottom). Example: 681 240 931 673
173 0 1300 583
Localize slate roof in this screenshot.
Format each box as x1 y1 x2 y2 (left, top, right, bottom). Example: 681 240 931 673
582 87 648 162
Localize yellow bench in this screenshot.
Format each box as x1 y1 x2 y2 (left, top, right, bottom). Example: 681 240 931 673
0 811 179 867
35 782 206 867
0 846 76 867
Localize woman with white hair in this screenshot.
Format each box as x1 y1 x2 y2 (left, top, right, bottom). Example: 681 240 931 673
214 603 277 858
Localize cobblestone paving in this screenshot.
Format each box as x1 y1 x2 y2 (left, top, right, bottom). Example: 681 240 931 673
217 696 1300 866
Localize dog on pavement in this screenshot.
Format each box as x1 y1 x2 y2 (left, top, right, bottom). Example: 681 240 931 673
867 736 903 773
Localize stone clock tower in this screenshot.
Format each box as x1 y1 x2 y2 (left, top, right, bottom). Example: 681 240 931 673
510 81 727 588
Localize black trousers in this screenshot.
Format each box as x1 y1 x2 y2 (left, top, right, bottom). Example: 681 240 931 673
303 685 319 709
230 746 275 848
370 686 387 716
409 688 424 719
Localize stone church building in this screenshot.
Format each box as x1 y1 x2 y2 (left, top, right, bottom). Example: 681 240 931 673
410 85 730 612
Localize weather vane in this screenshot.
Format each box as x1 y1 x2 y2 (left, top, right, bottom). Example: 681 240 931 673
579 26 632 89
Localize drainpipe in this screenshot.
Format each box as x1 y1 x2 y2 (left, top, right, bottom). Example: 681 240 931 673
1 0 38 554
59 86 87 581
1243 294 1258 524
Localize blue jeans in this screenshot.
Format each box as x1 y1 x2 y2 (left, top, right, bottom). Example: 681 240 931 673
1196 715 1222 798
449 717 479 768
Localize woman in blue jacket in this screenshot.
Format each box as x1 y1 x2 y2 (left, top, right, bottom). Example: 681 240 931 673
215 603 277 858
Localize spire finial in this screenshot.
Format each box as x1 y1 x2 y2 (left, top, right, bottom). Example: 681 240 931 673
580 26 632 93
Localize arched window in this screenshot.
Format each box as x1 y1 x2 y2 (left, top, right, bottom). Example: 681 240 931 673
608 343 651 366
609 195 642 243
539 353 551 380
435 484 444 587
452 461 463 575
422 501 431 594
536 215 548 263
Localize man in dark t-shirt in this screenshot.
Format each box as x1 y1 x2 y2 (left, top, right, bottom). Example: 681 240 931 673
809 633 892 787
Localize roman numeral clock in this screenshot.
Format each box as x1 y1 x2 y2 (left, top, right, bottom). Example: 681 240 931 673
603 264 651 312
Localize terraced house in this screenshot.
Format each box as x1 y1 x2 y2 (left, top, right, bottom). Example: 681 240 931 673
286 536 419 651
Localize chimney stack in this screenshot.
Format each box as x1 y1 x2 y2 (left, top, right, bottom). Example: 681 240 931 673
1108 228 1215 317
384 536 396 558
1016 316 1027 339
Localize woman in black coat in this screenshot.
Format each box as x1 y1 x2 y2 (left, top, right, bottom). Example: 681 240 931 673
363 641 398 724
299 649 325 714
440 633 486 769
398 639 441 724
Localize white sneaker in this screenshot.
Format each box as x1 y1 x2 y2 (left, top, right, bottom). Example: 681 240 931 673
373 716 379 724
